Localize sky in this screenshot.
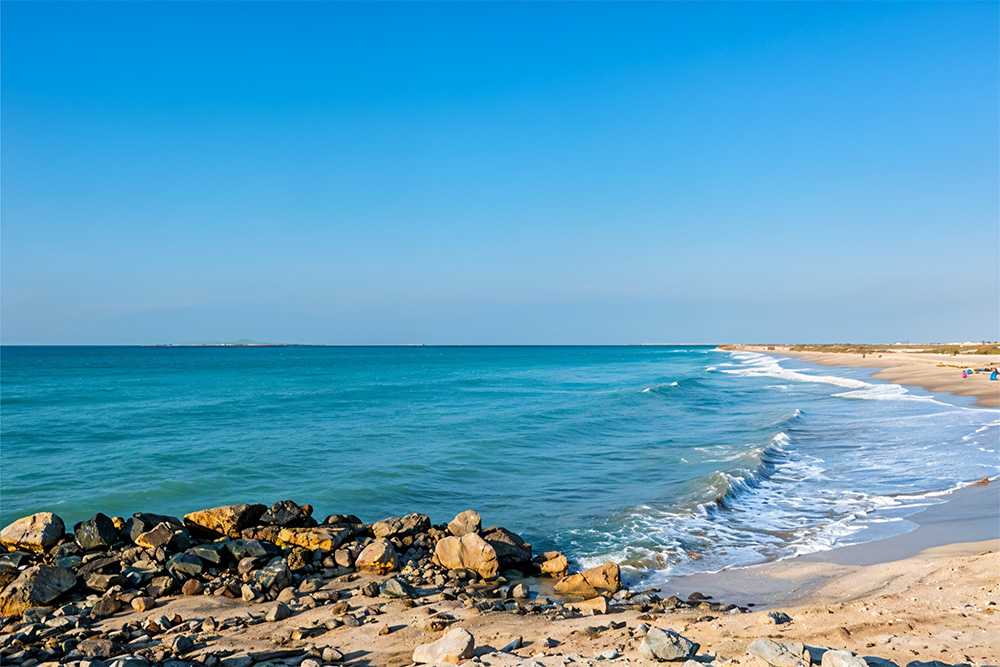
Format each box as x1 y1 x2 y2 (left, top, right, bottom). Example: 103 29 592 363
2 1 997 345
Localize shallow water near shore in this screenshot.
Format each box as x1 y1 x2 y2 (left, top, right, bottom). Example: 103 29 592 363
2 345 997 586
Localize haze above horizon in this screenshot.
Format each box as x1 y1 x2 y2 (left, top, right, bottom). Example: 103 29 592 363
2 1 997 345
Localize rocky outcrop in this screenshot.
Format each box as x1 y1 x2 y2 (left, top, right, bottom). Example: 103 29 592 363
433 532 499 579
184 504 266 538
1 512 65 553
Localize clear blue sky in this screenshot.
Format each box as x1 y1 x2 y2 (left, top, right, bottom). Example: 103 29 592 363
2 1 997 344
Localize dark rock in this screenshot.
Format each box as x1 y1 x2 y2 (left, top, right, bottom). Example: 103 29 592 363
370 513 431 539
361 581 381 597
482 527 532 566
124 513 182 544
121 562 162 587
74 513 119 551
166 553 204 579
0 565 76 617
260 500 316 528
186 545 225 565
181 579 204 596
769 611 793 625
84 572 129 593
78 555 121 576
91 594 124 618
323 514 363 527
254 557 291 592
227 538 275 561
77 637 126 658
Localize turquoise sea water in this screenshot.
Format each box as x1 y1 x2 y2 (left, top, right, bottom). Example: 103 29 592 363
2 346 997 584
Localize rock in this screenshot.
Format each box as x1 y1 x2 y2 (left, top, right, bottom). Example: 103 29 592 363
183 504 266 539
0 565 76 617
77 637 126 659
136 523 191 551
170 634 194 653
260 500 315 527
181 579 204 596
84 572 129 592
820 650 868 667
512 583 530 598
565 596 608 614
355 538 401 573
554 574 598 599
323 514 363 527
254 557 292 591
91 593 123 617
600 649 620 660
321 647 344 662
166 553 204 578
370 513 431 539
74 513 119 551
125 513 182 543
448 510 482 536
1 513 65 553
768 611 792 625
481 526 532 566
278 526 350 551
131 596 156 612
228 538 274 561
266 601 292 622
580 562 621 592
380 576 416 598
147 575 176 597
539 552 568 575
334 548 354 568
747 638 810 667
638 627 700 662
187 544 225 565
433 533 499 580
412 627 476 664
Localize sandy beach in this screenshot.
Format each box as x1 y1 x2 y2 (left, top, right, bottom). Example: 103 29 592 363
723 345 1000 408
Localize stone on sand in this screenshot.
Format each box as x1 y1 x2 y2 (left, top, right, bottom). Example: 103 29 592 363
433 533 499 580
747 638 811 667
412 627 476 664
355 538 401 573
638 627 700 662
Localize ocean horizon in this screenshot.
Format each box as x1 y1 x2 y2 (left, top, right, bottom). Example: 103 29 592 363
3 344 996 586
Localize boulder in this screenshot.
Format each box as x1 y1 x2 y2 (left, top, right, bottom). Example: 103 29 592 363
166 553 204 579
554 573 598 599
581 562 621 592
260 500 316 528
183 504 266 539
638 627 700 662
77 637 126 659
266 601 292 622
254 557 292 592
565 596 608 614
136 522 191 551
75 513 118 551
747 638 810 667
821 650 869 667
370 513 430 538
412 627 476 664
323 513 363 527
1 513 65 553
380 576 416 598
124 513 182 544
433 533 499 580
539 552 568 575
278 526 350 552
355 538 401 574
228 538 275 560
447 510 482 536
0 565 76 617
84 572 129 592
482 526 532 566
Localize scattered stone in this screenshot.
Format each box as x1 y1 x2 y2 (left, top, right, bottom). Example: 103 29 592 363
0 565 76 617
181 579 204 596
265 602 292 622
254 557 291 591
131 596 157 612
322 647 344 662
747 638 810 667
1 513 65 553
638 627 700 662
166 553 204 578
599 649 620 660
412 626 476 664
499 635 523 651
448 510 482 536
768 611 792 625
380 576 416 598
820 650 869 667
565 596 608 614
169 634 194 653
433 533 499 580
77 637 126 659
356 538 401 573
75 513 119 551
228 538 273 561
512 583 530 598
183 504 266 539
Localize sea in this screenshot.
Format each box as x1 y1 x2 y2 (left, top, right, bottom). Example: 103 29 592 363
2 345 997 586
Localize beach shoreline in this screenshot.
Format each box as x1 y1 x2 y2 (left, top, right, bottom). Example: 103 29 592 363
721 344 1000 408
